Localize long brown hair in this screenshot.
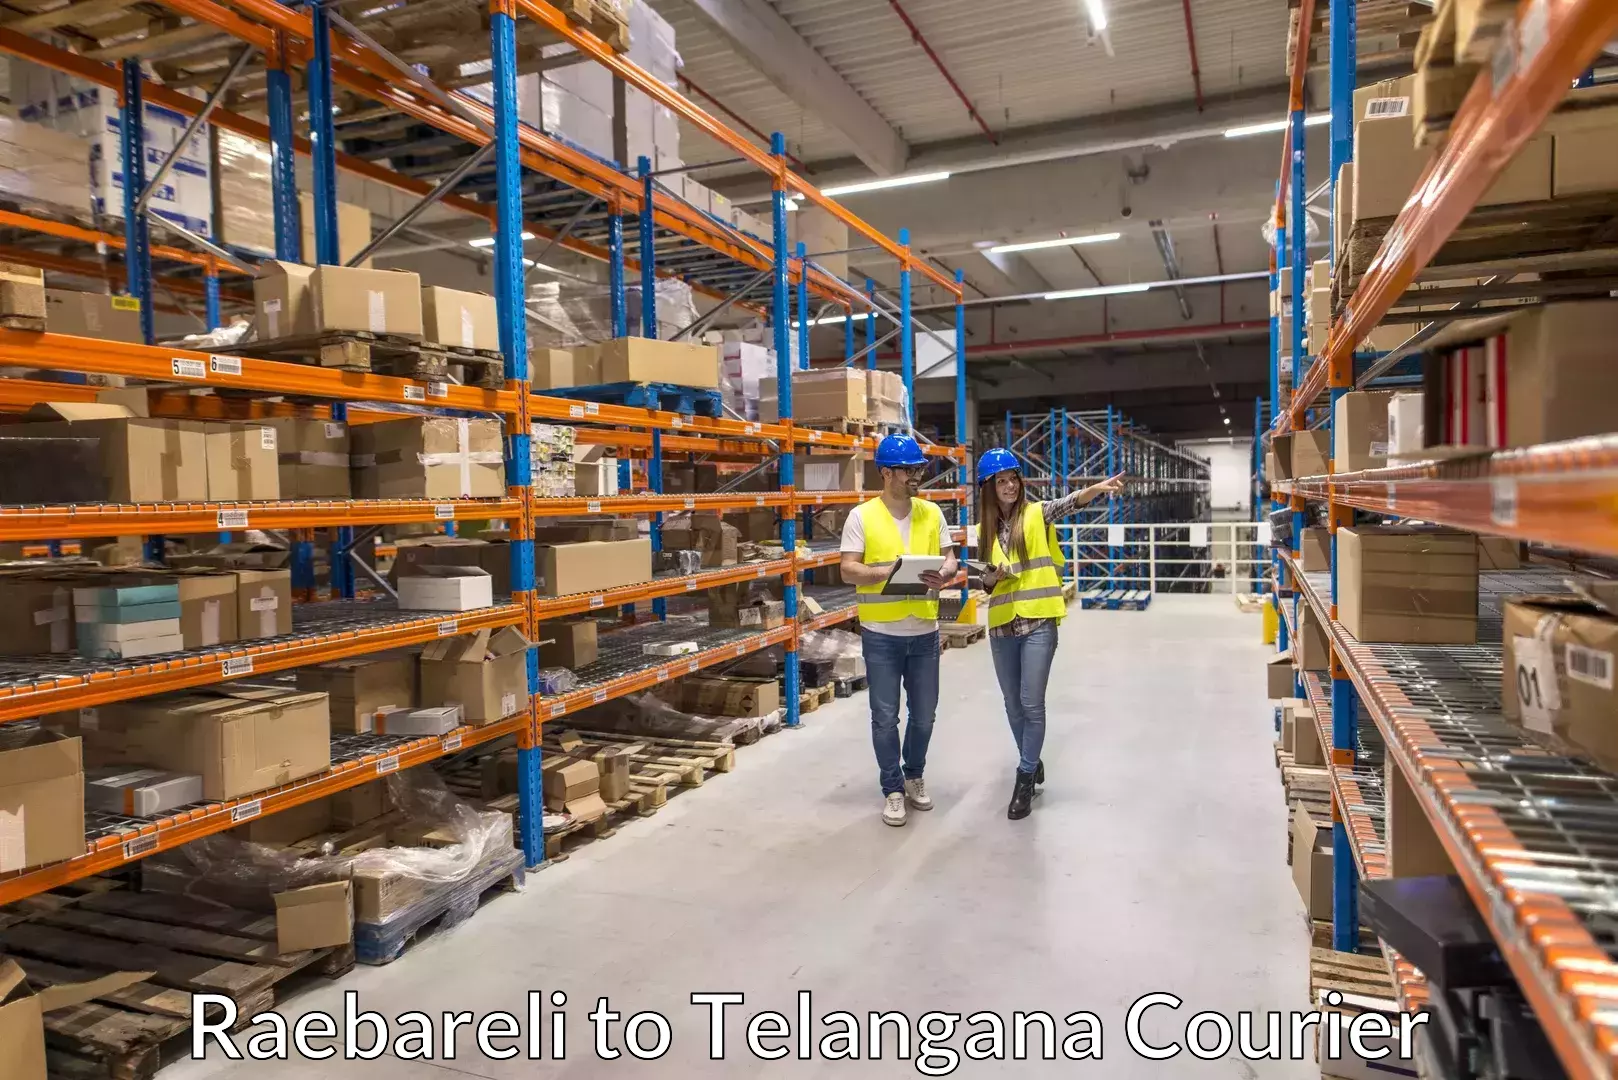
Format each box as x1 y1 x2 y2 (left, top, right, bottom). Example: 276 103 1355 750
978 473 1027 564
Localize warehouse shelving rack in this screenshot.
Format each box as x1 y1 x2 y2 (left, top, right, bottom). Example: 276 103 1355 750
1260 1 1618 1075
0 0 968 904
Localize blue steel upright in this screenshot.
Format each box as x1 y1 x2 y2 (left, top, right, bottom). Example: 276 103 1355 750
307 3 340 266
771 133 801 728
608 211 627 337
899 229 914 424
844 304 855 361
119 61 153 345
205 272 221 330
864 277 877 369
1289 110 1307 390
266 37 300 263
1328 0 1356 256
638 156 657 338
796 242 809 369
492 5 542 868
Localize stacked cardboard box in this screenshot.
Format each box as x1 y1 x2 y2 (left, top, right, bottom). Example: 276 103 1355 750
391 537 514 596
353 418 506 499
1332 390 1396 473
534 538 652 597
265 418 352 499
0 113 91 219
789 204 850 281
661 514 739 567
676 676 780 718
254 263 424 342
0 732 85 874
1337 526 1478 644
74 582 182 659
760 369 866 423
296 652 417 734
719 341 774 421
421 287 499 352
419 628 531 724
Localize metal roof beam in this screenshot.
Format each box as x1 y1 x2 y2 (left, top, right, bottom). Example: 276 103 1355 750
680 0 909 176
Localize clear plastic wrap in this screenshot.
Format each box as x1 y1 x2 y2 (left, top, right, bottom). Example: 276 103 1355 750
527 277 698 348
538 667 578 695
798 628 862 662
579 691 761 743
0 113 90 219
215 129 276 256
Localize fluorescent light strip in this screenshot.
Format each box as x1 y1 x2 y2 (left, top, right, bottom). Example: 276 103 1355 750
1083 0 1108 33
468 232 535 248
819 171 951 198
1042 283 1150 301
988 231 1120 254
1223 114 1330 139
791 315 850 328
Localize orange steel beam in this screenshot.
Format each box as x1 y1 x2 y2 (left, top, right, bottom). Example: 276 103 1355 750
1274 0 1315 221
0 245 233 306
0 209 218 270
803 605 858 632
0 330 519 413
532 492 791 516
1287 0 1618 431
534 558 793 618
0 498 523 541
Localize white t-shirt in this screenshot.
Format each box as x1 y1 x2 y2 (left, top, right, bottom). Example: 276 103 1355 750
840 500 957 636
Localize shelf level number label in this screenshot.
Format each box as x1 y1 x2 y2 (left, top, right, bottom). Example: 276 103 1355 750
376 755 400 775
428 382 449 399
549 702 567 718
587 501 601 514
1512 635 1560 735
1491 476 1518 527
684 498 695 509
434 504 456 520
437 619 458 636
222 656 253 677
217 509 249 530
441 734 463 753
122 834 159 860
231 800 262 823
589 595 605 609
209 356 242 376
172 358 207 379
592 689 608 704
755 496 766 507
403 385 427 401
687 660 699 673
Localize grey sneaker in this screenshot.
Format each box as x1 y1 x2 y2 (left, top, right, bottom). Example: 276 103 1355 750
904 777 933 811
883 792 907 827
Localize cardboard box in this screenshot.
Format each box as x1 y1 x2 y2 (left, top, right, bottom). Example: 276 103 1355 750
174 569 238 650
711 596 785 630
352 865 424 922
234 568 292 639
725 508 779 543
530 518 639 544
1388 392 1425 456
531 347 597 389
419 627 532 723
420 286 498 351
1477 536 1522 571
204 423 281 501
265 418 351 499
1337 527 1478 644
0 960 152 1080
235 797 332 845
389 537 513 597
0 733 84 873
1290 806 1332 919
1386 756 1452 879
331 781 388 828
535 538 652 597
1299 528 1331 573
760 369 866 423
1548 105 1618 196
589 337 719 388
311 265 423 337
1502 594 1618 772
1332 390 1396 473
19 404 207 503
0 262 43 320
85 685 330 800
1288 699 1323 766
1297 603 1331 671
253 260 316 340
1267 652 1296 698
375 705 462 736
296 653 417 735
0 573 79 655
660 514 738 568
1334 162 1353 257
543 757 600 808
796 452 863 493
592 746 630 802
538 619 597 669
1273 429 1329 481
297 194 373 267
662 462 720 495
1504 301 1618 448
274 880 353 953
44 289 142 342
85 766 201 816
352 418 505 499
681 676 780 718
398 566 495 611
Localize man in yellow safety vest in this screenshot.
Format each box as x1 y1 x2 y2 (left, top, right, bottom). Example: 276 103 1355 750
839 433 959 827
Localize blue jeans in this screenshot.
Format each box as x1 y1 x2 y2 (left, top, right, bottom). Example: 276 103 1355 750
989 621 1058 775
862 630 940 796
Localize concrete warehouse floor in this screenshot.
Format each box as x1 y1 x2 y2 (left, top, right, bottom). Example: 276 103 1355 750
170 595 1311 1079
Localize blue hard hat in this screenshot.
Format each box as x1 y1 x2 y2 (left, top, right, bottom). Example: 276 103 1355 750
976 447 1022 481
875 433 927 468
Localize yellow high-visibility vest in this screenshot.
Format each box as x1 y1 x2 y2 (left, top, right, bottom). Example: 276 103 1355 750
986 501 1067 628
854 497 944 624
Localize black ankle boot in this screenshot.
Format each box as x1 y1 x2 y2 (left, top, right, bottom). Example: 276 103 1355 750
1007 770 1035 820
1034 760 1044 786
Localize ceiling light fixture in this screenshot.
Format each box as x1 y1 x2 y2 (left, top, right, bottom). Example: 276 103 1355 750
989 231 1121 254
1223 114 1329 139
1042 283 1151 301
791 315 849 328
468 232 535 248
1083 0 1109 33
820 171 951 198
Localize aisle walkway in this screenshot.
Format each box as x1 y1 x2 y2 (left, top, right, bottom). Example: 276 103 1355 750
172 596 1310 1078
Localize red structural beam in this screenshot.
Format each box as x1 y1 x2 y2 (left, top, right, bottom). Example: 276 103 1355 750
1180 0 1205 111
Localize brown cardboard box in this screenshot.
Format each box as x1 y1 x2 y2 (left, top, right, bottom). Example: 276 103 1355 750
1386 757 1453 878
0 733 84 874
235 568 293 639
538 619 597 670
1337 526 1478 644
0 573 80 655
662 462 719 495
531 518 639 544
681 676 780 718
331 781 388 828
421 286 499 351
1290 806 1333 920
0 960 152 1080
174 569 238 650
419 627 531 723
1266 651 1296 698
44 290 143 342
297 194 373 267
296 653 416 734
1299 527 1331 572
532 347 598 389
1288 699 1323 766
264 418 351 499
1273 429 1329 481
1297 603 1331 671
1504 301 1618 447
1477 536 1522 570
760 369 867 422
85 686 330 800
711 596 785 630
205 423 281 501
1332 390 1396 473
1502 594 1618 772
274 880 353 953
352 418 505 499
311 265 423 337
0 262 44 320
797 452 862 493
389 537 512 596
725 508 779 542
592 746 630 802
352 866 425 923
235 798 333 845
253 260 316 340
868 369 906 424
535 538 652 597
589 338 719 388
543 758 599 809
19 404 207 502
661 514 738 567
1547 105 1618 196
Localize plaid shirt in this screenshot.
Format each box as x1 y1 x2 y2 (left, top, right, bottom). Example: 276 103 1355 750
988 489 1087 639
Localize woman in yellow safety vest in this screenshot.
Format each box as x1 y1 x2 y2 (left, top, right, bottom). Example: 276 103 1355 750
976 448 1125 819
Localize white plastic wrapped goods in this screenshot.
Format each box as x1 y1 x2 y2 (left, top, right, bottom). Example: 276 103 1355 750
0 114 91 218
527 277 699 347
216 130 277 257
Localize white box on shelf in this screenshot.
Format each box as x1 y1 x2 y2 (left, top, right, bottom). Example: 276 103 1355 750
398 568 494 611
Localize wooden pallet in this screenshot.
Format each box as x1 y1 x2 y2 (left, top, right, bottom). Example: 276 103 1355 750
0 879 352 1079
586 0 630 50
543 381 724 417
940 622 985 649
1080 588 1152 610
354 850 524 965
0 313 44 332
798 683 835 713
